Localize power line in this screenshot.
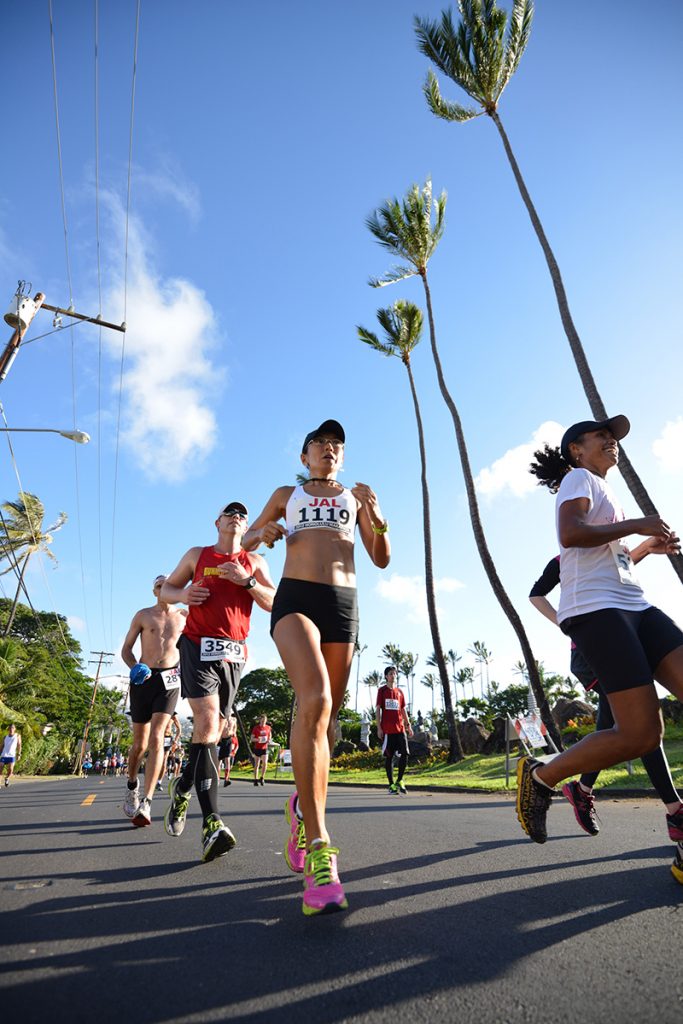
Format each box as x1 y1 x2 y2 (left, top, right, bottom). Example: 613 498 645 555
48 0 74 308
94 0 107 650
110 0 141 646
48 1 97 654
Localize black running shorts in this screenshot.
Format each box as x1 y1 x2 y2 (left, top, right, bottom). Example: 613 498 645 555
270 578 358 644
560 606 683 695
129 668 180 725
569 645 598 691
177 635 242 717
382 732 409 759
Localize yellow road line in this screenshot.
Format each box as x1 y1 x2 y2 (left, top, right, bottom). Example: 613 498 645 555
81 794 97 806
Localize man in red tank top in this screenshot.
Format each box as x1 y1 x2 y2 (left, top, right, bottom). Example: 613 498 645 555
376 666 413 794
160 501 276 862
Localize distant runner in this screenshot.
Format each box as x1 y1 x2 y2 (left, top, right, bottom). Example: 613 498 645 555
251 715 272 786
121 575 187 827
1 724 21 787
218 714 238 786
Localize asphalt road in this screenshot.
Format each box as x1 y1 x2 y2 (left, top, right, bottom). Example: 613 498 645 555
0 776 681 1024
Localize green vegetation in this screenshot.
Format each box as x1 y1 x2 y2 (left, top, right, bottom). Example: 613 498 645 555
227 726 683 794
0 600 131 774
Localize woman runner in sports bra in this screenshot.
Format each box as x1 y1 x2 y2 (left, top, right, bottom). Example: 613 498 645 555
243 419 390 915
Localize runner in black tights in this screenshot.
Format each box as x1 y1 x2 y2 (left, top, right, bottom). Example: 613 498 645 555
530 555 683 842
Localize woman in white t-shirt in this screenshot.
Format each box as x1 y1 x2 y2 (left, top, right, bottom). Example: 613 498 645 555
516 414 683 862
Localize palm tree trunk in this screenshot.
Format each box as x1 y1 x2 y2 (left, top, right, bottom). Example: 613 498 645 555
405 357 464 762
420 270 563 750
489 109 683 585
3 553 30 638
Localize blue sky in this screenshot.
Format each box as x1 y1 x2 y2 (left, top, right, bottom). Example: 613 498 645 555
1 0 682 717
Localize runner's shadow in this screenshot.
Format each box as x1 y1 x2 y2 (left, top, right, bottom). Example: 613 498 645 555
1 842 679 1024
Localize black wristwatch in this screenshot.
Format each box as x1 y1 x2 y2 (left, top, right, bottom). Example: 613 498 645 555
244 576 257 590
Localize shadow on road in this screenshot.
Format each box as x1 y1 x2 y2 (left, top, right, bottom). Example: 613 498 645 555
2 837 681 1024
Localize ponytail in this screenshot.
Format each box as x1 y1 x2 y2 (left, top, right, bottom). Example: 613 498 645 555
529 443 572 494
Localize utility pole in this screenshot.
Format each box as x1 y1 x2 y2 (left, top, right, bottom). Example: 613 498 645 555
0 291 45 382
1 281 125 384
73 650 114 775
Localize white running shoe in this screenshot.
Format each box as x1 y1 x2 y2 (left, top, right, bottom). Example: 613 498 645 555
132 797 152 828
123 780 140 818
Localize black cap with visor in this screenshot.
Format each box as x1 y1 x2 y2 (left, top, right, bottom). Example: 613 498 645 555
560 414 630 463
301 419 345 453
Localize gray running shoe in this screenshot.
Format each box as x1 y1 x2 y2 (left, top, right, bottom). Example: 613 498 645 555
123 780 140 819
516 756 554 844
165 776 191 837
201 814 236 862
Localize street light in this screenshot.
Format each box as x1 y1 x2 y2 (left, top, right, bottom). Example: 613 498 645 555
0 427 90 444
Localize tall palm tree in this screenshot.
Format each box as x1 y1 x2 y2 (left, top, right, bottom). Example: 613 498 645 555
400 651 419 712
363 669 383 715
421 672 438 717
456 665 475 703
381 643 404 673
360 302 464 761
0 493 67 636
427 647 461 716
367 180 562 749
414 1 683 585
468 640 492 697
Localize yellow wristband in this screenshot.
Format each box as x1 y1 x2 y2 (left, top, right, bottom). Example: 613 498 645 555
371 520 389 535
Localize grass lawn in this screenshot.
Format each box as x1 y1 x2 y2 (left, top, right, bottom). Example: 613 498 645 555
231 726 683 794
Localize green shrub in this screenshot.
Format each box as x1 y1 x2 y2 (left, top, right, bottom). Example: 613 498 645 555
330 748 383 771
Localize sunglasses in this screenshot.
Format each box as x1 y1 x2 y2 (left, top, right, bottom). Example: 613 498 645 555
222 509 247 520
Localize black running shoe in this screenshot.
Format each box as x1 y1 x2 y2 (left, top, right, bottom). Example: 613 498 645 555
201 814 236 863
562 780 600 836
516 756 553 844
672 843 683 885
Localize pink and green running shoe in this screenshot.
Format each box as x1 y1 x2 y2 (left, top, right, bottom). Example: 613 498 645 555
284 793 306 874
302 843 348 917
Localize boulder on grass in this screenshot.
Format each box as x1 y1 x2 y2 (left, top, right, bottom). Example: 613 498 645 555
458 718 490 755
552 697 595 729
661 698 683 724
481 717 510 755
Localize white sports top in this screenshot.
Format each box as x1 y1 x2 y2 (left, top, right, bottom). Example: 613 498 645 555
556 468 650 622
285 483 357 540
2 733 18 759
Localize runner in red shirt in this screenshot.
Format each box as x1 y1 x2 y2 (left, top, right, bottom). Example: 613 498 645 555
161 501 276 862
376 666 413 794
250 715 272 786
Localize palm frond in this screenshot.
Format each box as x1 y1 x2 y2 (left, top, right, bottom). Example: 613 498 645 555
368 266 416 288
423 70 480 123
357 325 396 358
499 0 533 97
415 12 481 100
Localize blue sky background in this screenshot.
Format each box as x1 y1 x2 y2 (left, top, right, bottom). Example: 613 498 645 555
1 0 682 716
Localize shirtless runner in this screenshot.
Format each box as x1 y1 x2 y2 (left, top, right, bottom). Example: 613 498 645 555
121 575 187 827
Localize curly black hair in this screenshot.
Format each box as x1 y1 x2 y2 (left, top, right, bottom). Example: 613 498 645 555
529 443 572 494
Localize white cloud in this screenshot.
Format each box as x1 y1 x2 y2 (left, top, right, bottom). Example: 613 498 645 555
475 420 564 500
136 162 201 222
375 572 464 624
652 418 683 474
101 193 225 482
67 615 86 633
